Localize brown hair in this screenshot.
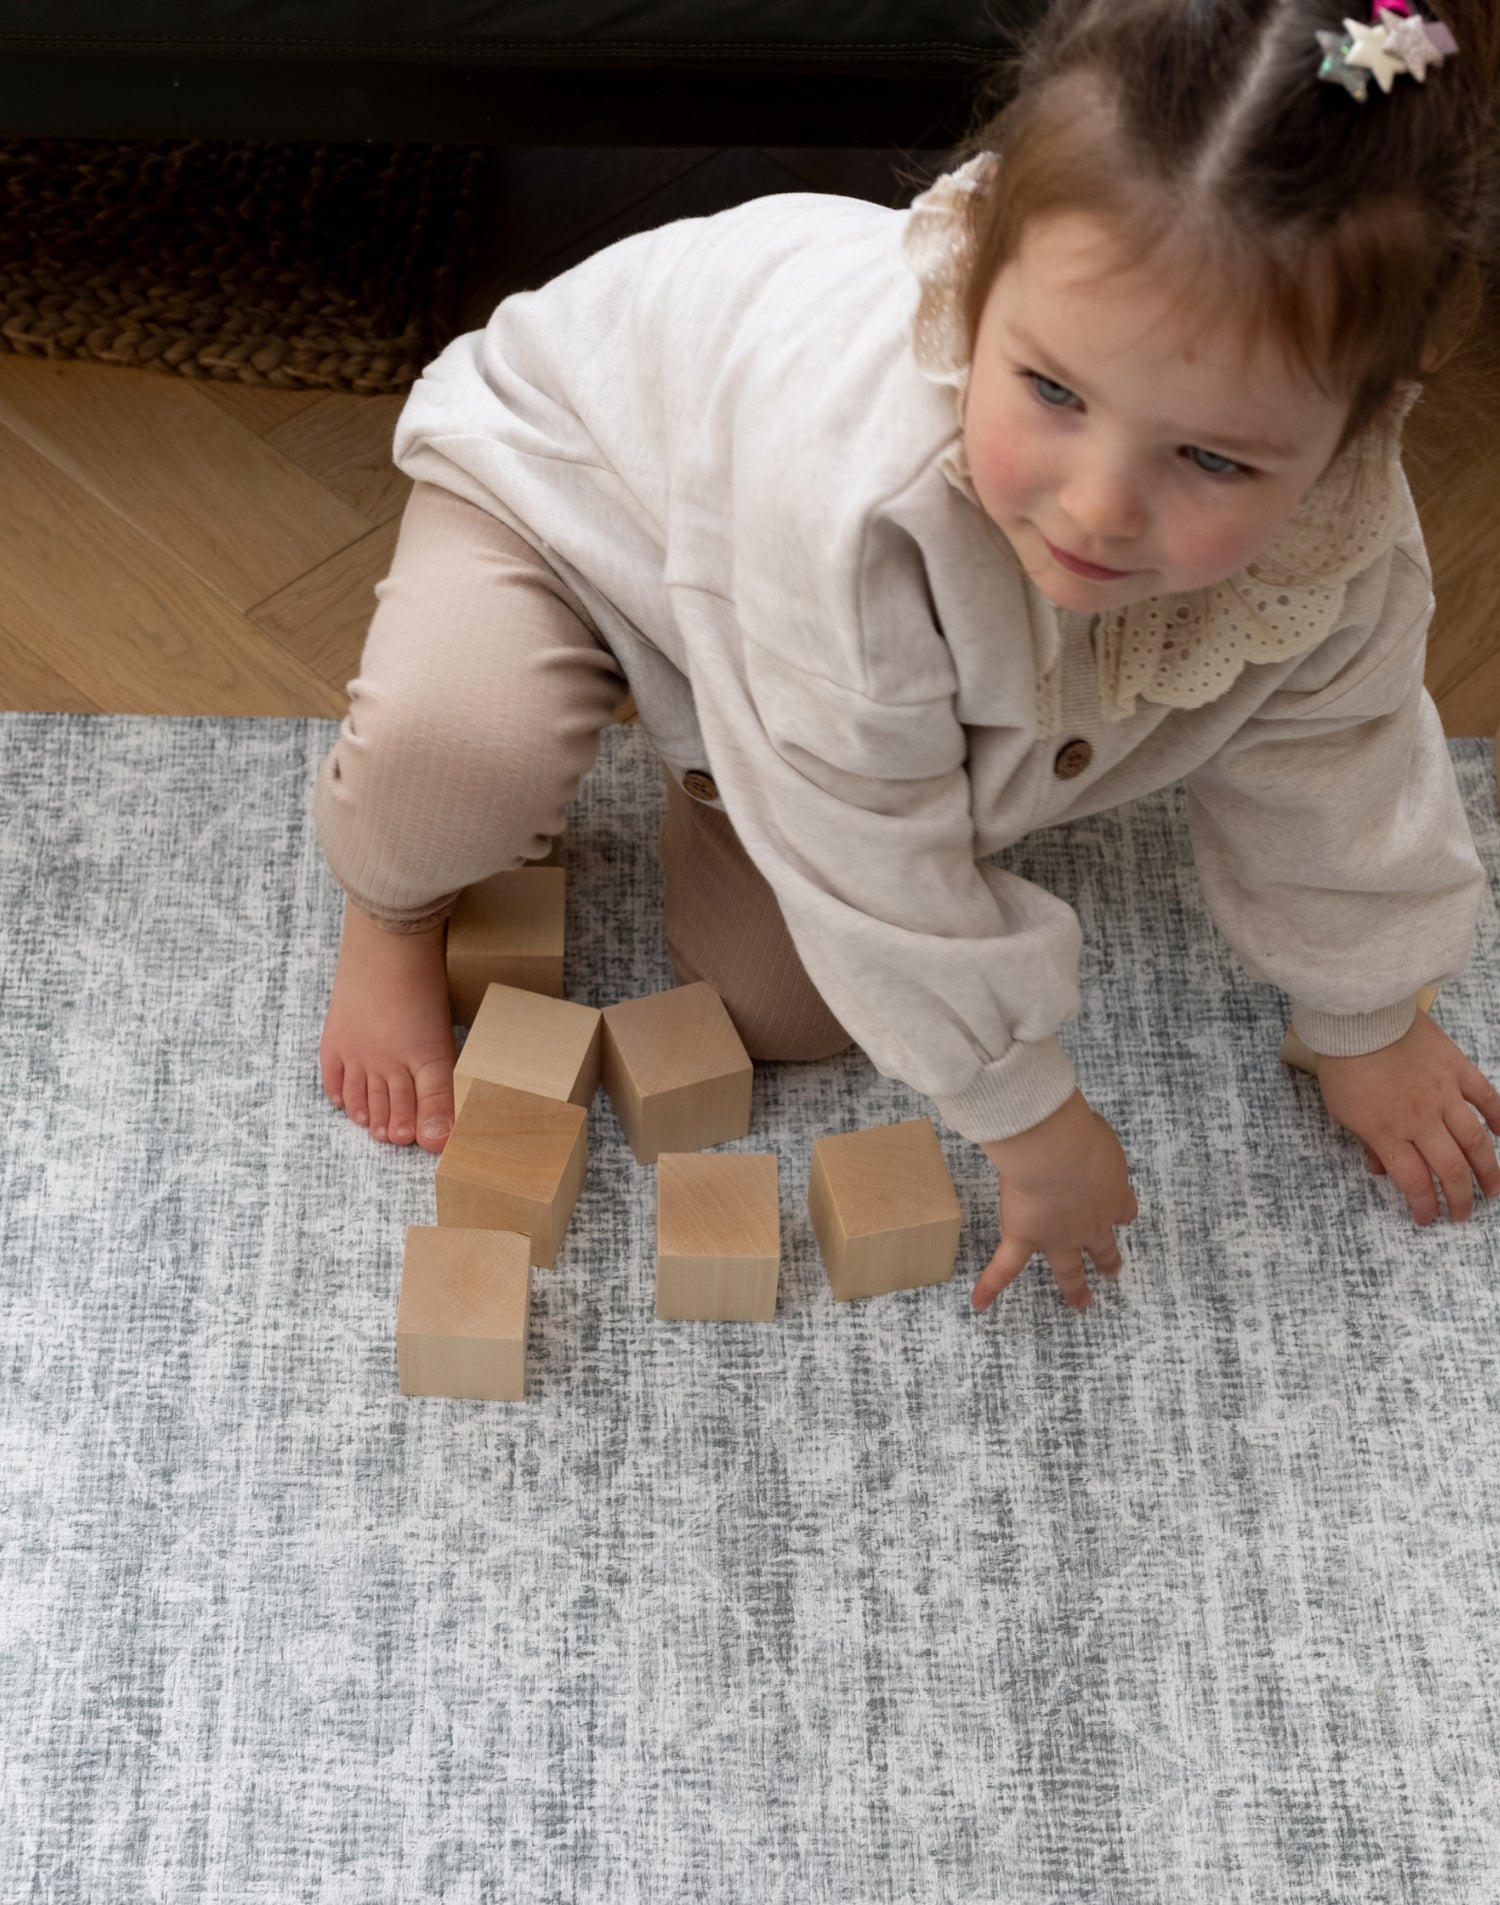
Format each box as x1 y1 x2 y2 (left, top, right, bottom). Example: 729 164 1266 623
939 0 1500 454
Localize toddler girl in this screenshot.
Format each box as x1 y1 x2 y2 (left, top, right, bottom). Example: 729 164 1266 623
316 0 1500 1312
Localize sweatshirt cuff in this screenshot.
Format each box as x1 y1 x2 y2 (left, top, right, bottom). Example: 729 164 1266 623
1289 996 1418 1057
930 1036 1079 1144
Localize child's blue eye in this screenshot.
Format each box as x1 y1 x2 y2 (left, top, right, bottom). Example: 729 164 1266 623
1186 446 1247 477
1028 371 1081 409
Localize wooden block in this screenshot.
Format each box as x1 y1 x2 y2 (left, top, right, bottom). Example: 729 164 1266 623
656 1152 781 1322
454 983 602 1117
808 1118 962 1303
396 1225 531 1401
601 981 753 1164
446 866 565 1025
1280 983 1441 1076
434 1080 587 1267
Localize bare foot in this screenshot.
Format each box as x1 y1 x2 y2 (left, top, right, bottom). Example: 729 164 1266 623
320 902 457 1151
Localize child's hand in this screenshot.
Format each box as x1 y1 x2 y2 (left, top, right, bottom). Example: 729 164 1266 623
1315 1012 1500 1224
971 1090 1139 1313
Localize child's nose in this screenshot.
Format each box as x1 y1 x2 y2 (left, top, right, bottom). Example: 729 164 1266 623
1058 458 1148 545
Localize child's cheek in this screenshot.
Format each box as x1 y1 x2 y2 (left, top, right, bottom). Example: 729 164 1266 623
1177 507 1282 587
965 426 1032 522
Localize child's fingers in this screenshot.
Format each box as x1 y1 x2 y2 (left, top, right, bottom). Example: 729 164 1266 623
1363 1144 1386 1175
970 1236 1037 1313
1088 1234 1124 1277
1447 1102 1500 1202
1410 1126 1476 1223
1378 1138 1439 1225
1046 1249 1091 1311
1462 1067 1500 1138
972 1230 1125 1314
1433 1127 1479 1219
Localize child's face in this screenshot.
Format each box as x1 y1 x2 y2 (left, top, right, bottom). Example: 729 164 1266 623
963 211 1352 613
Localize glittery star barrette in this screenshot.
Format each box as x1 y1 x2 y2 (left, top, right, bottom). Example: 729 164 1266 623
1316 4 1459 103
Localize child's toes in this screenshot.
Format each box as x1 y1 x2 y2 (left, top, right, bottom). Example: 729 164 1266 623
366 1072 393 1143
413 1057 455 1152
321 1047 346 1110
386 1069 418 1146
342 1061 370 1129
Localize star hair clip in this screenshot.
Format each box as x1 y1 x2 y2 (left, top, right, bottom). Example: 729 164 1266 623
1316 3 1459 102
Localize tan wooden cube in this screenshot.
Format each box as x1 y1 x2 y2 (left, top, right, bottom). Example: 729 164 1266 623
601 982 753 1164
435 1080 587 1267
454 983 602 1117
397 1225 531 1401
656 1152 781 1322
1280 982 1440 1077
446 866 565 1025
808 1118 962 1302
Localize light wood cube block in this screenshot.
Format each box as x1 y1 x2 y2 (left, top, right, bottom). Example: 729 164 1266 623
1280 982 1441 1076
656 1152 780 1322
446 866 565 1025
435 1079 587 1267
601 982 753 1164
454 983 602 1117
808 1118 962 1302
397 1225 531 1401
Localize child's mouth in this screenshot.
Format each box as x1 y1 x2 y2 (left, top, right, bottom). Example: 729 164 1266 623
1042 536 1138 581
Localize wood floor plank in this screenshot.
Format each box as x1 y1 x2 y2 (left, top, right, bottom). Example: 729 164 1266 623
249 514 403 688
263 394 410 525
0 421 347 717
198 382 333 436
0 355 377 612
1416 430 1500 736
1423 572 1500 737
0 628 104 713
1431 650 1500 739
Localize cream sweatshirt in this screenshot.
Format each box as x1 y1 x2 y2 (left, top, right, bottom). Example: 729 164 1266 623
391 173 1484 1145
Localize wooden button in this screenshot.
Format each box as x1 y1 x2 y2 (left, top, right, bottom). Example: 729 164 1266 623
682 770 720 803
1053 738 1093 779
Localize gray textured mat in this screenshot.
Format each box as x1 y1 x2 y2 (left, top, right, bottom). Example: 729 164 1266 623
3 713 1499 1903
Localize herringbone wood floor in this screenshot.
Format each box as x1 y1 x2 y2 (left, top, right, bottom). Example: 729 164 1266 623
2 146 1497 732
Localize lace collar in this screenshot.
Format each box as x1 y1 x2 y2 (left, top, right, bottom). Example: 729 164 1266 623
903 153 1420 735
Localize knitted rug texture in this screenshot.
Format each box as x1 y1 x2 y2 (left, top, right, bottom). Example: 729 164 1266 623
3 713 1499 1904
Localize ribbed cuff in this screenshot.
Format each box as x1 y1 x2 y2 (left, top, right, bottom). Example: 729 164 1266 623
1289 996 1418 1058
331 870 458 936
931 1036 1079 1144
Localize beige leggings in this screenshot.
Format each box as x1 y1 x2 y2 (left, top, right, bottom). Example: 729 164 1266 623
313 479 850 1062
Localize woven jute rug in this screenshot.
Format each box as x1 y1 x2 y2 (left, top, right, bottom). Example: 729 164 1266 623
0 137 489 395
